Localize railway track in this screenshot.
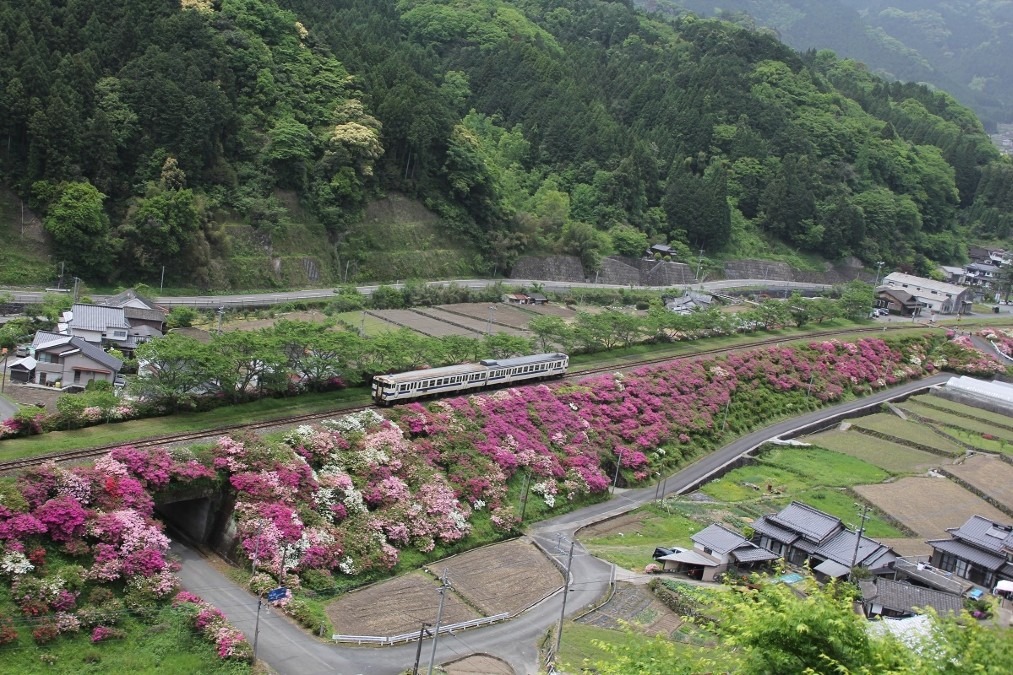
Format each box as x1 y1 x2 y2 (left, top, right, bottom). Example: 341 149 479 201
0 323 924 474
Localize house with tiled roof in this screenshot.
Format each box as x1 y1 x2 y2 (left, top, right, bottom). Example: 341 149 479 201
927 515 1013 589
655 523 778 581
751 501 897 579
859 577 963 619
62 304 131 347
98 289 167 334
11 331 122 388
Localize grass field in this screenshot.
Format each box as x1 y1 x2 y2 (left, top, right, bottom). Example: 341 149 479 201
582 507 702 572
803 430 945 473
940 426 1012 454
851 413 965 455
757 446 891 486
556 622 703 673
331 310 398 336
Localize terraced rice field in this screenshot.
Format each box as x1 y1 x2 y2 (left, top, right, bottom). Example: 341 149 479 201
369 308 477 337
803 430 947 474
850 413 964 456
911 395 1013 430
854 477 1009 539
945 454 1013 514
898 401 1013 443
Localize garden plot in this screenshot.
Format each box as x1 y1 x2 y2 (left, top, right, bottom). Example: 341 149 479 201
326 571 481 637
803 430 946 474
369 308 478 337
438 303 536 330
424 538 562 616
945 454 1013 512
854 477 1010 540
851 413 965 456
415 307 530 337
576 582 681 636
332 310 400 336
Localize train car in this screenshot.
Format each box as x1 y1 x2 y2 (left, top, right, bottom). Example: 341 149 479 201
371 353 569 405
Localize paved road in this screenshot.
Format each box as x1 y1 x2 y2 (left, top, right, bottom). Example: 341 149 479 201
3 278 833 308
0 392 16 422
174 373 950 675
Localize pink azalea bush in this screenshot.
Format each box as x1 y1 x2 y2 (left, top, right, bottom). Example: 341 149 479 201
979 327 1013 360
172 591 252 661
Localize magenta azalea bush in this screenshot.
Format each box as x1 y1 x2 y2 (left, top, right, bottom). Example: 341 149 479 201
979 327 1013 361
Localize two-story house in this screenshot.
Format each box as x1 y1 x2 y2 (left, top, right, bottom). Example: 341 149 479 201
654 523 778 581
9 331 123 388
927 515 1013 589
882 272 973 315
751 501 897 579
964 262 1000 289
61 304 132 349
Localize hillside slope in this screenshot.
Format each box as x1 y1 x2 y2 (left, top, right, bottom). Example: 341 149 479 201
0 0 1009 289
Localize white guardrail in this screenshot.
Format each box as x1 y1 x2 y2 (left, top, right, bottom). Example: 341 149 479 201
332 612 510 645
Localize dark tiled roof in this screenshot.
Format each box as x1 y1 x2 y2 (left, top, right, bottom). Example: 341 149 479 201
731 545 779 563
691 523 747 554
948 515 1013 554
863 578 962 616
99 289 160 310
124 306 167 323
769 501 843 543
752 516 799 545
817 529 895 569
70 337 122 372
928 538 1005 571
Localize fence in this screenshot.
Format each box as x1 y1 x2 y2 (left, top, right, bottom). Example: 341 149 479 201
332 612 509 645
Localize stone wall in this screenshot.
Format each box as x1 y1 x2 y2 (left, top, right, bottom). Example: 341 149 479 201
510 255 586 282
641 259 696 286
722 259 793 282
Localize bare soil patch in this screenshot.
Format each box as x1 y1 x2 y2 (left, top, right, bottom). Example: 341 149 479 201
444 654 514 675
854 477 1009 540
579 512 649 539
877 538 934 558
522 304 577 319
415 307 529 337
945 454 1013 511
326 571 480 637
425 538 563 616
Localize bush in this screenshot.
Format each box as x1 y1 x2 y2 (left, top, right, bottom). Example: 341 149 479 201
0 617 18 645
32 622 59 644
286 597 328 631
301 568 338 594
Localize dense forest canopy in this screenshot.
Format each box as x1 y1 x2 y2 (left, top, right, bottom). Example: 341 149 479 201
637 0 1013 130
0 0 1010 288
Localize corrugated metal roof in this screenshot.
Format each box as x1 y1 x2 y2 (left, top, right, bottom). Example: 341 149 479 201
691 523 747 554
32 330 69 349
69 304 129 331
658 548 719 566
883 272 969 297
813 559 851 578
927 538 1005 571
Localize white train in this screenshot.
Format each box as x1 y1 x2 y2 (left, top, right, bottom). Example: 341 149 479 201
371 353 569 405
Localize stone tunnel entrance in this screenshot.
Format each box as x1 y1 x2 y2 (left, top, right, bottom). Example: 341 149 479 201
155 487 235 553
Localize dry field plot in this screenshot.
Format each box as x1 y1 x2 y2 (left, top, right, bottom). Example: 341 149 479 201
946 454 1013 511
222 310 329 332
444 655 514 675
899 401 1013 442
803 430 946 474
425 538 563 616
327 571 480 637
416 307 530 337
439 303 535 330
522 303 577 319
854 477 1009 540
370 309 477 337
912 395 1013 430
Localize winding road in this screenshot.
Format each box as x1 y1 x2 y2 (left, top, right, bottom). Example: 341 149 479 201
174 373 951 675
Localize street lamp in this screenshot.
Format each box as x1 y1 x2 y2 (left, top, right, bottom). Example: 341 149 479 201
611 447 625 494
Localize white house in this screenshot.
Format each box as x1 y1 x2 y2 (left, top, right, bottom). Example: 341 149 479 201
882 273 973 315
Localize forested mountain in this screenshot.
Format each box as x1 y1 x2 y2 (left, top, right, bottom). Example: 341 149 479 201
637 0 1013 129
0 0 1010 289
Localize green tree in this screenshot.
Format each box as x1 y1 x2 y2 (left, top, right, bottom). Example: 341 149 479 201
43 181 119 280
608 224 649 258
838 280 876 321
132 333 225 409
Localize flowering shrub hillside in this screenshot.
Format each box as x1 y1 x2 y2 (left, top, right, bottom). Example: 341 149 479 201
0 446 248 662
979 327 1013 360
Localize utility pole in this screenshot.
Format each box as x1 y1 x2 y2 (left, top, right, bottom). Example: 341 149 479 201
216 306 225 334
611 448 624 494
427 569 450 675
73 276 80 303
848 504 870 583
251 538 264 663
553 541 576 659
160 265 165 294
519 470 531 522
412 623 431 675
695 248 705 283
